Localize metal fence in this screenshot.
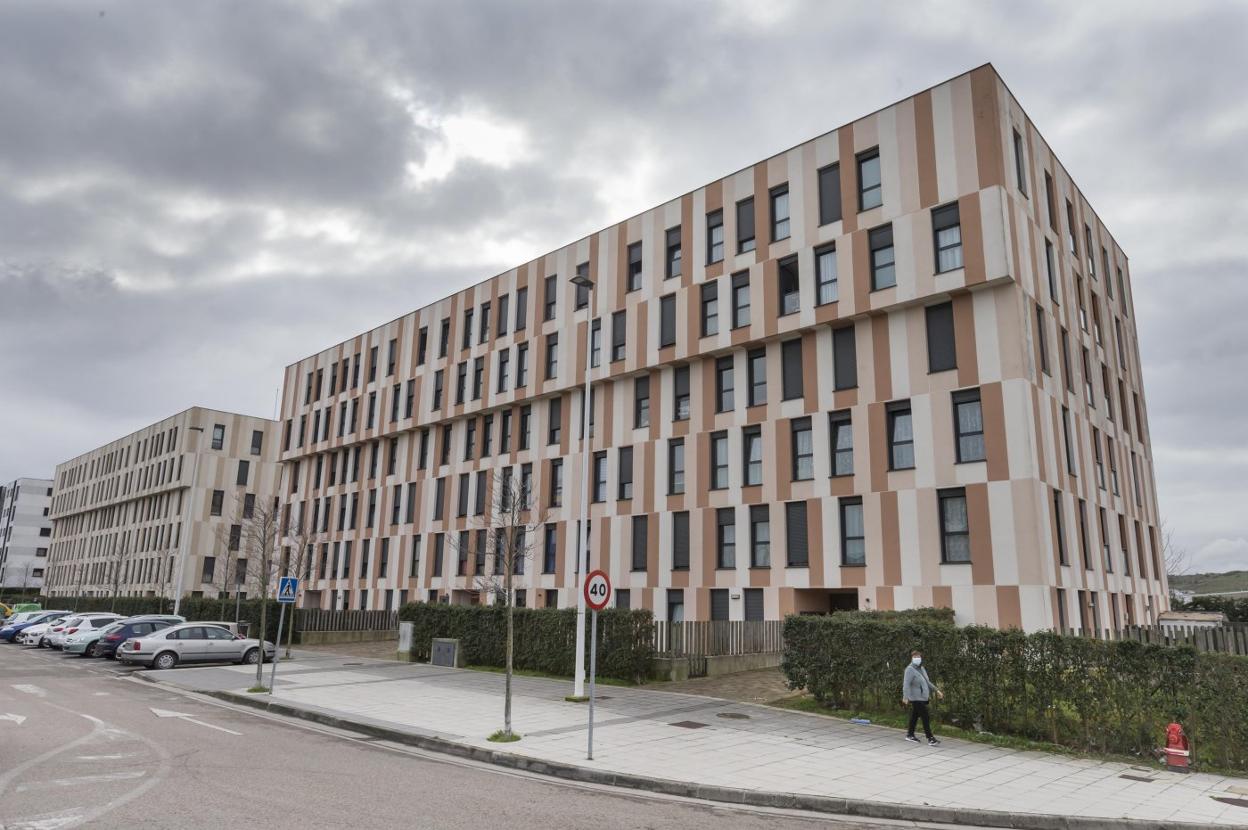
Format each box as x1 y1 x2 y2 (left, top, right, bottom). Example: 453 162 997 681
1072 623 1248 656
295 608 399 633
654 620 785 658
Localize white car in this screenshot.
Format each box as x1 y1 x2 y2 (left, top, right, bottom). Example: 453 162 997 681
17 621 53 647
47 614 122 649
61 615 125 657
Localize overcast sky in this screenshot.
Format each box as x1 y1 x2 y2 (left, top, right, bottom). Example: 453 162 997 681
1 1 1244 574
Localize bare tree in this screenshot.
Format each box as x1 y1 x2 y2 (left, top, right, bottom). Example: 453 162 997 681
277 511 321 658
208 522 240 621
105 538 135 613
448 469 546 740
1161 520 1191 578
235 497 283 689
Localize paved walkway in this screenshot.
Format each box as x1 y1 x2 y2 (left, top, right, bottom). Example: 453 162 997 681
144 653 1248 827
650 667 796 704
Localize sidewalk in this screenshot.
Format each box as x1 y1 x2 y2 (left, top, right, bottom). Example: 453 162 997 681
144 653 1248 828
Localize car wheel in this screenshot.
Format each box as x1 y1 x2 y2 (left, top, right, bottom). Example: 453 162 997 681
152 651 178 671
242 648 260 665
84 643 96 658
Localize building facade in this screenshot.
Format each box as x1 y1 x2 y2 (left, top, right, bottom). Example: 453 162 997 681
277 64 1166 631
0 478 54 591
46 407 281 600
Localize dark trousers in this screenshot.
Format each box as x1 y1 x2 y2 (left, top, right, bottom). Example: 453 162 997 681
907 700 933 739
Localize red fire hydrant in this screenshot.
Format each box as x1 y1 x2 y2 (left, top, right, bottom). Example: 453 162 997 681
1163 722 1190 773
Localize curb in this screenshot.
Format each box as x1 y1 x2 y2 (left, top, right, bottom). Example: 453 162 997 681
199 687 1229 830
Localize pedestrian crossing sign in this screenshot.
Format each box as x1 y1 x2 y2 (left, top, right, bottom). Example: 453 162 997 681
277 576 298 604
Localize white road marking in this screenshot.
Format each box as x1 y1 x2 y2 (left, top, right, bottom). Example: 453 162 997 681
92 692 110 696
12 684 47 697
149 707 242 735
16 771 147 792
4 807 85 830
75 754 135 761
1 712 28 725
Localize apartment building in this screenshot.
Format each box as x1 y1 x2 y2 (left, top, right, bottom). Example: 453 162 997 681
45 407 281 600
0 477 54 591
276 64 1166 631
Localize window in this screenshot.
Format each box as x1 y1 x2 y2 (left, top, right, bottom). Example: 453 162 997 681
1045 239 1059 303
626 241 643 292
731 271 750 328
857 148 882 210
548 397 562 445
549 459 563 507
543 274 558 322
750 505 770 567
464 420 477 461
790 417 813 480
479 301 491 343
673 364 690 421
500 410 512 453
405 380 415 418
497 349 510 392
633 374 653 426
925 302 956 372
840 497 865 565
1012 128 1027 195
1037 306 1051 375
433 478 445 520
497 294 509 336
631 515 648 571
1108 437 1120 495
211 424 225 450
710 431 729 489
736 197 755 254
747 347 766 406
672 511 690 570
461 309 473 350
1082 347 1095 406
659 294 676 348
832 325 857 390
1085 226 1096 279
815 244 838 305
1093 428 1106 490
387 338 398 375
1061 406 1076 475
1044 171 1057 230
781 339 803 400
887 402 914 470
829 410 853 476
716 508 736 568
785 501 809 566
590 318 601 367
1060 327 1074 392
250 430 263 456
932 203 963 272
1066 200 1078 256
1053 490 1068 566
515 286 528 330
668 438 685 494
743 425 763 486
236 460 250 486
778 255 800 315
456 473 470 517
544 333 558 379
432 370 444 410
700 281 719 337
939 489 971 563
715 356 734 412
516 342 528 387
611 311 626 361
665 226 682 279
666 589 684 622
707 209 724 263
210 489 224 517
818 163 841 225
592 451 607 502
770 184 790 241
1076 277 1088 332
869 225 895 290
472 356 484 399
1077 499 1091 570
618 446 633 500
574 263 589 309
543 525 557 573
953 389 986 463
455 363 466 405
369 344 379 381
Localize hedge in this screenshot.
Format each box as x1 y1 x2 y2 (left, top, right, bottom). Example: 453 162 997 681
18 595 287 641
782 614 1248 772
399 602 655 683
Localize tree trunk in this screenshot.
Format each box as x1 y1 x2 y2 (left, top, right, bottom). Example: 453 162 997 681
256 595 267 688
285 602 296 659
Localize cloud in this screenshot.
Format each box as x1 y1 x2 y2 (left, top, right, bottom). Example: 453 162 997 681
0 0 1244 574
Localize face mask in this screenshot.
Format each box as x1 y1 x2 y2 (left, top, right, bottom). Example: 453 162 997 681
912 657 922 666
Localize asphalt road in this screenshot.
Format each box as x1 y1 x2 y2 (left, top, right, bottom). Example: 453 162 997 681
0 644 931 830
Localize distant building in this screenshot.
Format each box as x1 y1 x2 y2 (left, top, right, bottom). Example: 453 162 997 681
1158 610 1227 630
0 477 54 591
45 407 280 600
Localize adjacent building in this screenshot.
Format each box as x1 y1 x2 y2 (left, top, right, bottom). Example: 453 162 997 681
276 64 1166 630
0 477 54 591
45 407 281 600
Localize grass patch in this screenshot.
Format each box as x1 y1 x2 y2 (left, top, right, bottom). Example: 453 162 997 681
488 729 521 743
246 685 270 694
464 664 639 687
564 695 589 703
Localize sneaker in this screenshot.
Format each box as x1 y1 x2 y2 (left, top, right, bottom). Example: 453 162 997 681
904 735 920 743
928 738 941 746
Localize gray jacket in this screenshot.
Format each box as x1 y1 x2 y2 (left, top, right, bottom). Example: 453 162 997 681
903 663 939 702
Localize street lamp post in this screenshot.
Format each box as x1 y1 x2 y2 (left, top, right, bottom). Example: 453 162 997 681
172 425 204 617
569 272 594 699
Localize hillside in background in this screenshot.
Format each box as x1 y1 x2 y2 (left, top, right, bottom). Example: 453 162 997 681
1169 571 1248 594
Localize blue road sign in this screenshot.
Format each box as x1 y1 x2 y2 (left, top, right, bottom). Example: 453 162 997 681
277 576 299 604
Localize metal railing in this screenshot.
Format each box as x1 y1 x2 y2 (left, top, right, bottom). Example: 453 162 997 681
654 620 784 658
295 608 399 633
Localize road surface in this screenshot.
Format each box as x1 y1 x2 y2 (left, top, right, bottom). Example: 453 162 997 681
0 644 927 830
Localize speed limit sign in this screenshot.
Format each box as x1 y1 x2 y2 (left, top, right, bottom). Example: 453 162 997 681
584 569 612 611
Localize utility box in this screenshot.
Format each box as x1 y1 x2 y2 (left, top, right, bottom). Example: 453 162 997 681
430 637 463 668
397 622 414 662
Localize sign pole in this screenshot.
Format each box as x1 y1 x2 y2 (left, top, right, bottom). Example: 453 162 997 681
587 608 598 760
269 602 285 693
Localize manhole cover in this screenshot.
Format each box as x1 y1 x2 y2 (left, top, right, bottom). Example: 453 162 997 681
670 720 708 729
1119 774 1155 783
717 712 751 720
1212 797 1248 809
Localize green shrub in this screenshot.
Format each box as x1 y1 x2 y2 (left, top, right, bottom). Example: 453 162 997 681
398 602 655 683
782 614 1248 772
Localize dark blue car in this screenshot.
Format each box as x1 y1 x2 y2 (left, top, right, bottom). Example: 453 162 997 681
0 610 72 643
95 616 184 658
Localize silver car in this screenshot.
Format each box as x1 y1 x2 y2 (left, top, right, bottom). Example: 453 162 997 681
48 613 122 649
117 622 276 670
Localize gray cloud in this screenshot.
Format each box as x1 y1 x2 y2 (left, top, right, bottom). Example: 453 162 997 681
0 0 1244 573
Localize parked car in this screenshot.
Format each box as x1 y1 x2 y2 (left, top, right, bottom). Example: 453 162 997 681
17 621 54 646
47 613 123 650
93 616 186 659
0 611 71 643
3 602 41 619
57 615 125 655
117 622 276 670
